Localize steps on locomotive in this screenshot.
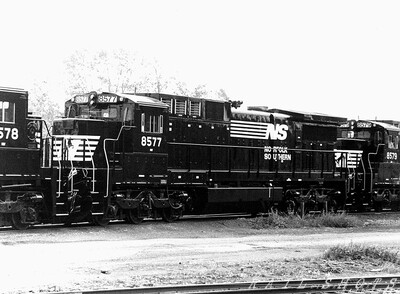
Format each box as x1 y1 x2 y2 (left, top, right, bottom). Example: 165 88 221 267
55 200 104 216
54 169 104 217
55 194 104 217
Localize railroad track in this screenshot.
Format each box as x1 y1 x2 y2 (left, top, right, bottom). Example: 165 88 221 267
53 276 400 294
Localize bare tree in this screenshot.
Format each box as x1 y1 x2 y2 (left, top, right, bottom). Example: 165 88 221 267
64 49 161 95
216 88 230 100
64 49 231 101
29 80 63 125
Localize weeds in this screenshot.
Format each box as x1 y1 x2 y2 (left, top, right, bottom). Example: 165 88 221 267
307 212 363 228
246 212 362 229
323 243 399 265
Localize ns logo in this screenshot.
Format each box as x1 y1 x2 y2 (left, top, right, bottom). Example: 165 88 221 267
265 124 288 140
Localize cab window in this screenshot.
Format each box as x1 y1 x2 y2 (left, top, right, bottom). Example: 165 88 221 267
374 131 383 144
0 101 15 123
388 134 399 149
123 107 134 125
141 113 163 133
95 105 118 119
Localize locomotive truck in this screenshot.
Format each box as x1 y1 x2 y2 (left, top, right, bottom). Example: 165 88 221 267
1 87 399 229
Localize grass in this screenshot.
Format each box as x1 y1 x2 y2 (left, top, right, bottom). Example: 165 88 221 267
323 243 399 265
246 212 363 229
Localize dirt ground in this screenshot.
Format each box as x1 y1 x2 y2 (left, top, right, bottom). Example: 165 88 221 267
1 213 400 293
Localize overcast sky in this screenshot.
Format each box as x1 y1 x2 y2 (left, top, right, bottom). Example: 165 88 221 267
1 0 400 120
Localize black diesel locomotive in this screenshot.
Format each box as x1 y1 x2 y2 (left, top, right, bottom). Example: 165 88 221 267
335 119 400 211
1 87 399 229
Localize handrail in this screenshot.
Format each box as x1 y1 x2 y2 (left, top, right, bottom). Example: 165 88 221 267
56 137 62 198
68 138 75 194
168 141 340 153
35 119 52 169
360 152 366 190
41 119 53 137
103 125 135 198
368 144 385 193
84 137 97 192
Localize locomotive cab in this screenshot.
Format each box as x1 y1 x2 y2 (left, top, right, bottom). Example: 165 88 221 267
51 92 173 224
60 91 169 179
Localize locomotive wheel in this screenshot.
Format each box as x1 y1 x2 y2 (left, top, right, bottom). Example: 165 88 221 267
125 209 144 224
92 215 110 227
161 208 181 223
11 211 30 230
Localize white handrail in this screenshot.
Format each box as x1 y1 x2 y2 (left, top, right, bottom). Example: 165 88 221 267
368 144 385 193
103 125 135 198
84 137 97 192
68 138 75 194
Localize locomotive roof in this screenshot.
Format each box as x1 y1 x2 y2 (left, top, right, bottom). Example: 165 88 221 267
366 120 400 132
374 120 400 129
0 87 28 95
135 92 230 104
70 91 169 109
120 93 168 109
267 108 347 124
232 108 290 122
241 106 346 124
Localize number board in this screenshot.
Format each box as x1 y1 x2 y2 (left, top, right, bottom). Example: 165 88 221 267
356 122 372 128
97 94 122 103
73 93 123 104
74 95 89 104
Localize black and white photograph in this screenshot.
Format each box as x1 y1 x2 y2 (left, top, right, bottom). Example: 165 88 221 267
1 0 400 293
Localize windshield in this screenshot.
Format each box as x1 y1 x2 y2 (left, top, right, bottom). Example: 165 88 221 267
74 105 118 119
339 129 371 140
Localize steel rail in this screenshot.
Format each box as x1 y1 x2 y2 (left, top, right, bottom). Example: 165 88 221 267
51 275 400 294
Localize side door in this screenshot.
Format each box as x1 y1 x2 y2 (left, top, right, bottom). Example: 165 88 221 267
129 106 168 183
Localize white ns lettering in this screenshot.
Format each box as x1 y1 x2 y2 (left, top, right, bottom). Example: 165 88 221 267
265 124 288 140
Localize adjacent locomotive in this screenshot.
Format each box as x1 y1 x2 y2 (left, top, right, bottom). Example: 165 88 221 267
0 87 43 229
1 87 399 229
335 120 400 211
